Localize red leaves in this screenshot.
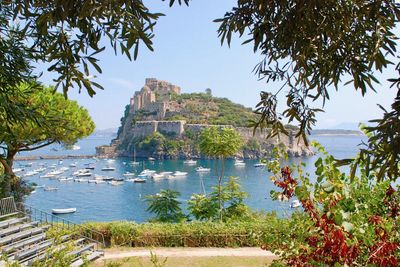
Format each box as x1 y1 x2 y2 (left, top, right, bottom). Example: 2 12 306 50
273 166 298 199
369 241 399 267
368 215 383 225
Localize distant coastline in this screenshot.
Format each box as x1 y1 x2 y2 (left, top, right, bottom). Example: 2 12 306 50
311 129 365 136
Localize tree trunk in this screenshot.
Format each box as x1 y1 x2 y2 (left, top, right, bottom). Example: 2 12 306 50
218 157 225 221
0 150 16 198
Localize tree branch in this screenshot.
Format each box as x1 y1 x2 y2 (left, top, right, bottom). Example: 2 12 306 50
18 140 56 152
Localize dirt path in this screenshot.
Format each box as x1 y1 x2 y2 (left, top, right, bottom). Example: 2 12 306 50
101 247 276 260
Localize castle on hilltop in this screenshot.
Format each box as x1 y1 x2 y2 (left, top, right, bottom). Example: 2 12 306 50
129 78 181 119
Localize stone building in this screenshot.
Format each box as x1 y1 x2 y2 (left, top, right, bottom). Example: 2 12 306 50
129 78 181 115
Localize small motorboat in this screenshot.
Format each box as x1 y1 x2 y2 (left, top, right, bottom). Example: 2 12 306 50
183 159 197 165
123 172 135 177
74 178 89 183
133 178 146 183
139 169 156 177
173 171 188 176
74 169 92 177
12 168 24 173
25 171 39 177
234 159 246 167
101 166 116 171
69 163 77 167
151 173 164 179
112 178 124 182
290 200 302 208
40 173 57 178
25 162 33 167
159 171 173 176
148 157 155 161
195 167 211 172
85 165 95 170
95 180 106 184
52 208 76 214
59 177 73 182
44 186 58 191
109 181 124 186
254 162 267 168
130 161 140 165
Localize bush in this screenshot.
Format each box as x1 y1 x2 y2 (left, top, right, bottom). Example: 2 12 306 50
84 214 282 248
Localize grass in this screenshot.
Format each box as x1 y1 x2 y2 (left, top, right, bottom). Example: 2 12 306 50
91 256 273 267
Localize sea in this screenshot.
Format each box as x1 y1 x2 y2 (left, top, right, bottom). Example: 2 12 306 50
15 134 367 223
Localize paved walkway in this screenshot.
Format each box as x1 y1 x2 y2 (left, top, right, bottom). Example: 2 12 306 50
102 247 276 260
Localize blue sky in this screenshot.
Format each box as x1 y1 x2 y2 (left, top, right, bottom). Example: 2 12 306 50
38 1 398 130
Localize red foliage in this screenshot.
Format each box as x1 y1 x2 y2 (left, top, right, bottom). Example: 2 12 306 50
273 166 297 199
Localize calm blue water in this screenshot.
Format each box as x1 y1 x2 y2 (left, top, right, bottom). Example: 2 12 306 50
17 135 366 223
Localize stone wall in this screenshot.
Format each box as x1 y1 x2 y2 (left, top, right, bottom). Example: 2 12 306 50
158 121 185 136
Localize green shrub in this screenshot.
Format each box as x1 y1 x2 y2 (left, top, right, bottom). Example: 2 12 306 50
84 214 282 248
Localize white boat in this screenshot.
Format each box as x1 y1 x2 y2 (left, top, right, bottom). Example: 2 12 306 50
123 172 135 177
30 190 36 194
234 159 246 167
101 166 116 171
148 157 155 161
133 178 146 183
139 169 156 177
195 167 211 172
12 168 24 173
159 171 173 176
254 162 267 168
106 159 115 163
52 208 76 214
109 181 124 186
59 177 73 182
24 162 33 167
69 163 77 167
40 174 57 178
25 171 39 177
173 171 188 176
58 160 63 165
74 178 89 182
48 170 64 176
74 169 92 177
33 185 45 189
130 161 140 165
151 173 164 179
34 167 47 173
290 200 302 208
44 186 58 191
183 159 197 165
71 145 80 150
59 167 69 171
95 180 106 184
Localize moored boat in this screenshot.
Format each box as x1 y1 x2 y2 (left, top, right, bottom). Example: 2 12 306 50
183 159 197 165
101 166 116 171
173 171 188 176
52 208 76 214
195 167 211 172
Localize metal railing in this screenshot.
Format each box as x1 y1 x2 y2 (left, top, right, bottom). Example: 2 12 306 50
0 197 19 219
17 202 106 248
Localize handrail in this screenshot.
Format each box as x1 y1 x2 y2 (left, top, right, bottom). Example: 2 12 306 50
17 202 106 248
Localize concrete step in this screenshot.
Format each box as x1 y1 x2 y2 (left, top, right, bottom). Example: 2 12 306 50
0 221 39 238
20 235 77 265
0 225 49 246
1 233 46 254
0 217 29 229
67 243 96 258
70 250 104 267
13 239 54 261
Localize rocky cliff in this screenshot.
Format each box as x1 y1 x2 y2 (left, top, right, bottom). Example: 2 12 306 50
97 78 313 159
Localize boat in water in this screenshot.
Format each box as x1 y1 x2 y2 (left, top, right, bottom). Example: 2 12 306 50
254 162 267 168
101 166 116 171
44 186 58 191
123 172 135 177
234 159 246 167
74 169 92 177
151 173 164 179
173 171 188 176
183 159 197 165
195 167 211 172
290 200 301 208
133 178 146 183
52 208 76 214
109 181 124 186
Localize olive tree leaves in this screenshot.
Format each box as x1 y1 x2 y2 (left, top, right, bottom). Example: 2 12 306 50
216 0 399 146
2 0 190 97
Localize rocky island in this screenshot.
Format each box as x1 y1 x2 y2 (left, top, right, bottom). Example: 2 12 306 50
96 78 313 159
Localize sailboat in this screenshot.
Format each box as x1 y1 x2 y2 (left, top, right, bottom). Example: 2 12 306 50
130 146 140 165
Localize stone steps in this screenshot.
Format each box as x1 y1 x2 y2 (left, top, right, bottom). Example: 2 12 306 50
0 214 103 266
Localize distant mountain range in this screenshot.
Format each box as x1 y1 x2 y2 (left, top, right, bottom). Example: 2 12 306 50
311 129 364 136
92 128 118 138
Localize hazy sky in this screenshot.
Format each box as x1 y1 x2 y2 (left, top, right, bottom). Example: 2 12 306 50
38 1 398 130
